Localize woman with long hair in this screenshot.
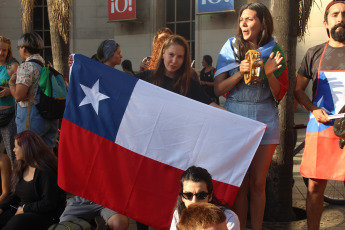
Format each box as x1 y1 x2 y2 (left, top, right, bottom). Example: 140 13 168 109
214 3 288 229
0 36 19 166
137 35 219 109
170 166 239 230
0 130 65 230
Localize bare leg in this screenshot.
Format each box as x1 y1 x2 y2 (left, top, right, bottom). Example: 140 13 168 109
306 178 327 230
232 173 249 230
249 144 276 230
107 213 129 230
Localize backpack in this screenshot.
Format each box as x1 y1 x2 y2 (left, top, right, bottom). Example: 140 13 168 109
48 218 94 230
28 59 67 120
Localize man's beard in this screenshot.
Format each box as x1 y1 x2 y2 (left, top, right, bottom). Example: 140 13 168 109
331 22 345 42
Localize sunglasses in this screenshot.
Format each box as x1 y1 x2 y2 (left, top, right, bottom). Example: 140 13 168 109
180 191 209 200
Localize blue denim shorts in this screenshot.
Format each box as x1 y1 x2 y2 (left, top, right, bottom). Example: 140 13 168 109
224 68 280 145
16 102 58 148
224 99 279 145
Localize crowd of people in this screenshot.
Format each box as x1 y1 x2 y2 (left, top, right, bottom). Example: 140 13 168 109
0 0 343 229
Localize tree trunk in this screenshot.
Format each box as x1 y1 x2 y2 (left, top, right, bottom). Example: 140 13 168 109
264 0 299 222
21 0 35 33
46 0 70 78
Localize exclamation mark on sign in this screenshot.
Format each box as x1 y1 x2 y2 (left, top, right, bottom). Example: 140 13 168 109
128 0 132 11
111 0 115 13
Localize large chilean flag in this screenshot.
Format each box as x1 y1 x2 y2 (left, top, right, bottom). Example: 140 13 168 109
58 54 266 229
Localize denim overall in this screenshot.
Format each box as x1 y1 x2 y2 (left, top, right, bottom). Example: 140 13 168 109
223 68 279 145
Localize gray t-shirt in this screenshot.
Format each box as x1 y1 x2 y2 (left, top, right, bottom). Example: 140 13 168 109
298 42 345 99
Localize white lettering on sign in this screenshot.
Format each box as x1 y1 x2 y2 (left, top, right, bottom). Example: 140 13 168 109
110 0 133 14
201 0 230 4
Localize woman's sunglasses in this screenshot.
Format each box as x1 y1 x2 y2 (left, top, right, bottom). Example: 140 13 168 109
180 191 209 200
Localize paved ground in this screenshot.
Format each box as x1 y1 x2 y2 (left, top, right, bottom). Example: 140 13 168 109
127 112 345 230
261 112 345 230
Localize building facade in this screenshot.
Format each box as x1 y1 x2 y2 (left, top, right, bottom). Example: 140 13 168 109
0 0 329 75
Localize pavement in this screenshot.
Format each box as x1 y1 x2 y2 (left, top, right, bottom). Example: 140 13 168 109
126 112 345 230
261 112 345 230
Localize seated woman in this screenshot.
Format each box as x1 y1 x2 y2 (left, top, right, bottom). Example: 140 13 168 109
0 130 65 230
170 166 240 230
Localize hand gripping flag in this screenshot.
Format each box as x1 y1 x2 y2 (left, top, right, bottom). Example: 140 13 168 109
58 54 266 229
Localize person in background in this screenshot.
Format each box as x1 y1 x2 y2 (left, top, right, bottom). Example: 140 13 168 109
170 166 239 230
199 55 218 104
0 36 19 166
294 1 345 229
0 130 65 230
70 40 122 69
139 27 173 72
214 3 288 229
9 32 59 151
121 59 135 76
96 40 123 68
178 203 228 230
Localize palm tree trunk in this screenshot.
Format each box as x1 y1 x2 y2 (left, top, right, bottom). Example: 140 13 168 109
46 0 70 78
21 0 35 33
264 0 299 221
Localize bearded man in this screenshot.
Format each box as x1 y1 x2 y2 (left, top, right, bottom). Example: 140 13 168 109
294 1 345 230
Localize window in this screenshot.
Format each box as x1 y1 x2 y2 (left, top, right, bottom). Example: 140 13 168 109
33 0 52 63
166 0 195 60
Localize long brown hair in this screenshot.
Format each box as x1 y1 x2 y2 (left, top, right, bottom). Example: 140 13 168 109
11 131 58 192
236 2 273 60
0 36 13 63
152 35 191 96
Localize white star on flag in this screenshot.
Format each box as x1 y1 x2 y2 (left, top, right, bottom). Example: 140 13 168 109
79 79 109 115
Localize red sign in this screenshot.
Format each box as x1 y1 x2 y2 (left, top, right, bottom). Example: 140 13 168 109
108 0 136 21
